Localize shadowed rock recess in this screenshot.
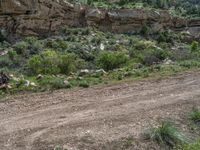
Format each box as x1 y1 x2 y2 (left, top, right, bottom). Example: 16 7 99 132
0 0 200 39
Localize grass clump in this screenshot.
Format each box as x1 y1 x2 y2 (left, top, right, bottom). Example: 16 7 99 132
189 108 200 124
54 146 68 150
178 60 200 69
144 121 186 148
39 76 71 90
49 78 70 89
178 139 200 150
79 80 90 88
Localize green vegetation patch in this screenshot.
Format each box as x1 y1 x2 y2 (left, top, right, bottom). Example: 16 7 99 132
0 27 200 97
189 108 200 124
144 121 187 148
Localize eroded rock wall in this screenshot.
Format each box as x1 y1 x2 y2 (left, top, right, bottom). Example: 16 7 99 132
0 0 200 39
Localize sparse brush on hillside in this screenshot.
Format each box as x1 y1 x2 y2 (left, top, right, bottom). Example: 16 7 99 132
70 0 200 17
0 27 200 96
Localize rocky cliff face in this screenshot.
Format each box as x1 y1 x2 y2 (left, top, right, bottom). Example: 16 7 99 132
0 0 76 37
0 0 200 40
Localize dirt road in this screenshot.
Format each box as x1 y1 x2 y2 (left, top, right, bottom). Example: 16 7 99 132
1 71 200 150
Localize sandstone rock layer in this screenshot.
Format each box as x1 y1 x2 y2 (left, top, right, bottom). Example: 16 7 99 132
0 0 200 39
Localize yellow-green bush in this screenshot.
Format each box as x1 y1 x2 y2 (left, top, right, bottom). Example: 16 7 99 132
96 51 129 71
28 50 77 75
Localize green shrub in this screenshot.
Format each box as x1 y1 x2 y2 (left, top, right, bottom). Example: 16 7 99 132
14 37 44 57
191 41 199 53
8 49 17 61
142 48 171 65
49 78 70 89
0 56 12 68
178 60 200 68
135 40 155 50
39 76 71 89
28 50 60 74
140 24 150 36
157 30 178 43
79 80 90 88
171 45 197 61
24 36 38 44
28 50 78 75
14 41 28 56
97 51 128 71
45 38 68 51
144 121 186 148
29 40 44 55
58 54 76 74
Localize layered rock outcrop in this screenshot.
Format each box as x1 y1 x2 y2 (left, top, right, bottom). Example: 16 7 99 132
0 0 200 40
0 0 77 37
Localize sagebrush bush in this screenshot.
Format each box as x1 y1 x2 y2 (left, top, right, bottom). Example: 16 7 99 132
14 37 44 57
142 48 171 65
144 121 186 148
134 40 155 50
171 45 197 61
157 30 178 43
14 39 43 57
97 51 129 71
28 40 44 55
45 38 68 51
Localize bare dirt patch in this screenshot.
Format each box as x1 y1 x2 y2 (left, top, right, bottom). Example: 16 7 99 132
1 71 200 150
